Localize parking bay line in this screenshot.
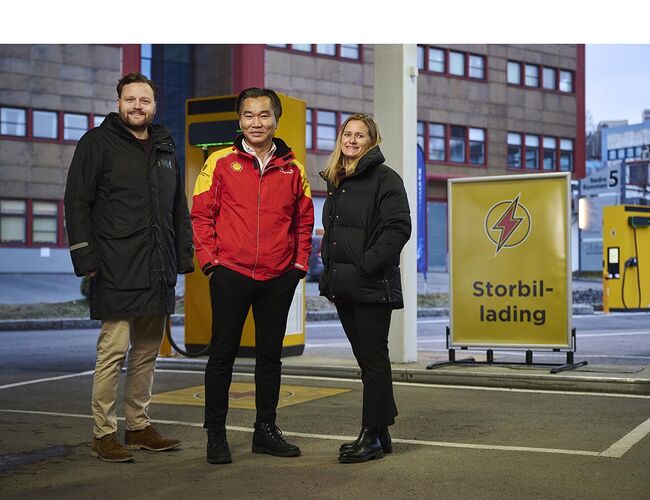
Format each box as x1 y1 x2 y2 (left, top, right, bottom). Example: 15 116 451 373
0 371 94 390
0 408 612 458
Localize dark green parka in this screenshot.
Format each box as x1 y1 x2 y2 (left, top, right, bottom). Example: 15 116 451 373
64 113 194 320
318 146 411 309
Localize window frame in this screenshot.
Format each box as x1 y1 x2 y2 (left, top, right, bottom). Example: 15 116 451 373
307 108 358 153
0 106 27 137
417 45 487 82
509 132 575 173
507 60 576 94
266 44 363 62
0 198 65 248
420 121 487 167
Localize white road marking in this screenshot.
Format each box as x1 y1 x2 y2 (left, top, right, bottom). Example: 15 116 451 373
599 417 650 458
0 371 94 390
0 408 617 458
155 369 650 399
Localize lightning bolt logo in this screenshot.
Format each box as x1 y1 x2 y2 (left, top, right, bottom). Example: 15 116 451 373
485 194 531 255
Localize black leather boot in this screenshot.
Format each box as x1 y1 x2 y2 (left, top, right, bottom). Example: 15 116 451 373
207 428 231 464
339 426 393 454
252 422 301 457
338 427 384 463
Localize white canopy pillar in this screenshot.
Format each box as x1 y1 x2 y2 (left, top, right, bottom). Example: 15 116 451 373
373 44 418 363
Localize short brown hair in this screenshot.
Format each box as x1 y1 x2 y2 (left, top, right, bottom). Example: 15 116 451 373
117 72 158 100
235 87 282 120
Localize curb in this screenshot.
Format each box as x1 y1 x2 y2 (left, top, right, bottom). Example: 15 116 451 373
0 305 595 331
156 357 650 396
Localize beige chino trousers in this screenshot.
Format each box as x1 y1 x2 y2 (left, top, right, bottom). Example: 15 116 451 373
92 315 166 438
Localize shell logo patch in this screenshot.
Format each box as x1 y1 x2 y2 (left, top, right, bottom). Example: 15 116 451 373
230 162 243 172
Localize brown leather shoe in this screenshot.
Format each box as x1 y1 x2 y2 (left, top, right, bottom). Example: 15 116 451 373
125 425 181 451
91 433 134 462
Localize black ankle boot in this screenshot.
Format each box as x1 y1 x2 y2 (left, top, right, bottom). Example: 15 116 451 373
207 428 231 464
338 427 383 463
252 422 301 457
339 426 392 454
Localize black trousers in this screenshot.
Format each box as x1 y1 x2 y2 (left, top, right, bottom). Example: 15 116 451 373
335 302 398 427
204 266 300 430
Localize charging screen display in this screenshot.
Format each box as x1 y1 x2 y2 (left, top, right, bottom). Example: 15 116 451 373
608 247 619 264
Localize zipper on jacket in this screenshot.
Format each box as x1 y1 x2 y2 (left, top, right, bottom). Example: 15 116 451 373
251 171 263 279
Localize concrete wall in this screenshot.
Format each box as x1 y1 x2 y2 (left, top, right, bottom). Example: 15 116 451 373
0 44 121 201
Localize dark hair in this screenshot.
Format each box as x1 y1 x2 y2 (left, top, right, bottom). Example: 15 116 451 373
235 87 282 120
116 72 158 100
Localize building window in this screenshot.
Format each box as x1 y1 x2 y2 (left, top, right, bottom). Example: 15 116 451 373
33 110 58 139
268 44 361 60
626 147 635 157
617 149 625 160
469 128 485 164
428 47 445 73
525 64 539 87
1 107 26 136
292 44 312 52
93 115 106 128
418 46 486 81
417 46 425 70
449 52 465 77
543 136 557 170
469 55 485 79
417 121 425 151
542 67 556 90
428 123 445 161
507 132 522 168
525 135 539 168
608 150 616 160
507 61 521 85
449 126 466 163
32 201 58 244
64 113 88 141
316 44 336 56
340 44 360 59
560 139 573 172
316 110 337 151
0 199 26 243
306 108 313 150
559 70 573 92
141 44 152 79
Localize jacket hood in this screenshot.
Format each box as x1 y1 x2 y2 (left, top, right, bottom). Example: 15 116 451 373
103 112 173 144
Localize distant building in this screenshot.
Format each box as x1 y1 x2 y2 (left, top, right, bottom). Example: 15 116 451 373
1 44 585 272
643 109 650 122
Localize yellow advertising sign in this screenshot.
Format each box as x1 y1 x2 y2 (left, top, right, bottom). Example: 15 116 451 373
449 173 572 348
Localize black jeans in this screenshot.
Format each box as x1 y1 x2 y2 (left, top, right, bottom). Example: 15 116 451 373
335 302 398 427
204 266 300 430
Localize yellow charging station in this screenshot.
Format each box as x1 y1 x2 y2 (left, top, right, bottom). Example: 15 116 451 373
183 94 307 356
603 205 650 312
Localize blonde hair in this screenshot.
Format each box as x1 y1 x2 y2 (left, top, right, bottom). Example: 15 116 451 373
322 113 382 185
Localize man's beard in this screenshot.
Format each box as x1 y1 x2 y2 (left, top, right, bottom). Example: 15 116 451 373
118 110 153 133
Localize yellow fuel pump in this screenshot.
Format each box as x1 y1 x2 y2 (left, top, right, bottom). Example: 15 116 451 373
602 205 650 312
182 94 307 356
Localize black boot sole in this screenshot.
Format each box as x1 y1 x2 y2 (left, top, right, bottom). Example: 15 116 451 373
340 443 393 454
338 449 384 463
252 444 301 457
207 455 232 464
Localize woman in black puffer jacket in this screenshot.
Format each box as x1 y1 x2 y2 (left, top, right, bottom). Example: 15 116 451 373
319 114 411 463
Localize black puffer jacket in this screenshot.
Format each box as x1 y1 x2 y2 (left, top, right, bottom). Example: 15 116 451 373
318 146 411 309
64 113 194 320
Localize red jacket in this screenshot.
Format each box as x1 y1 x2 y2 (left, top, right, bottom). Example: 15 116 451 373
191 136 314 280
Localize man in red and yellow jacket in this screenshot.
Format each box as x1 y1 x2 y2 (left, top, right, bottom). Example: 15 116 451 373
191 88 314 465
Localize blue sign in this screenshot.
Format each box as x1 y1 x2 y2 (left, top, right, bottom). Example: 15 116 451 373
417 145 427 274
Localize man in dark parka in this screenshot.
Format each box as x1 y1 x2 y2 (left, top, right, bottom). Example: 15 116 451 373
64 72 194 462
